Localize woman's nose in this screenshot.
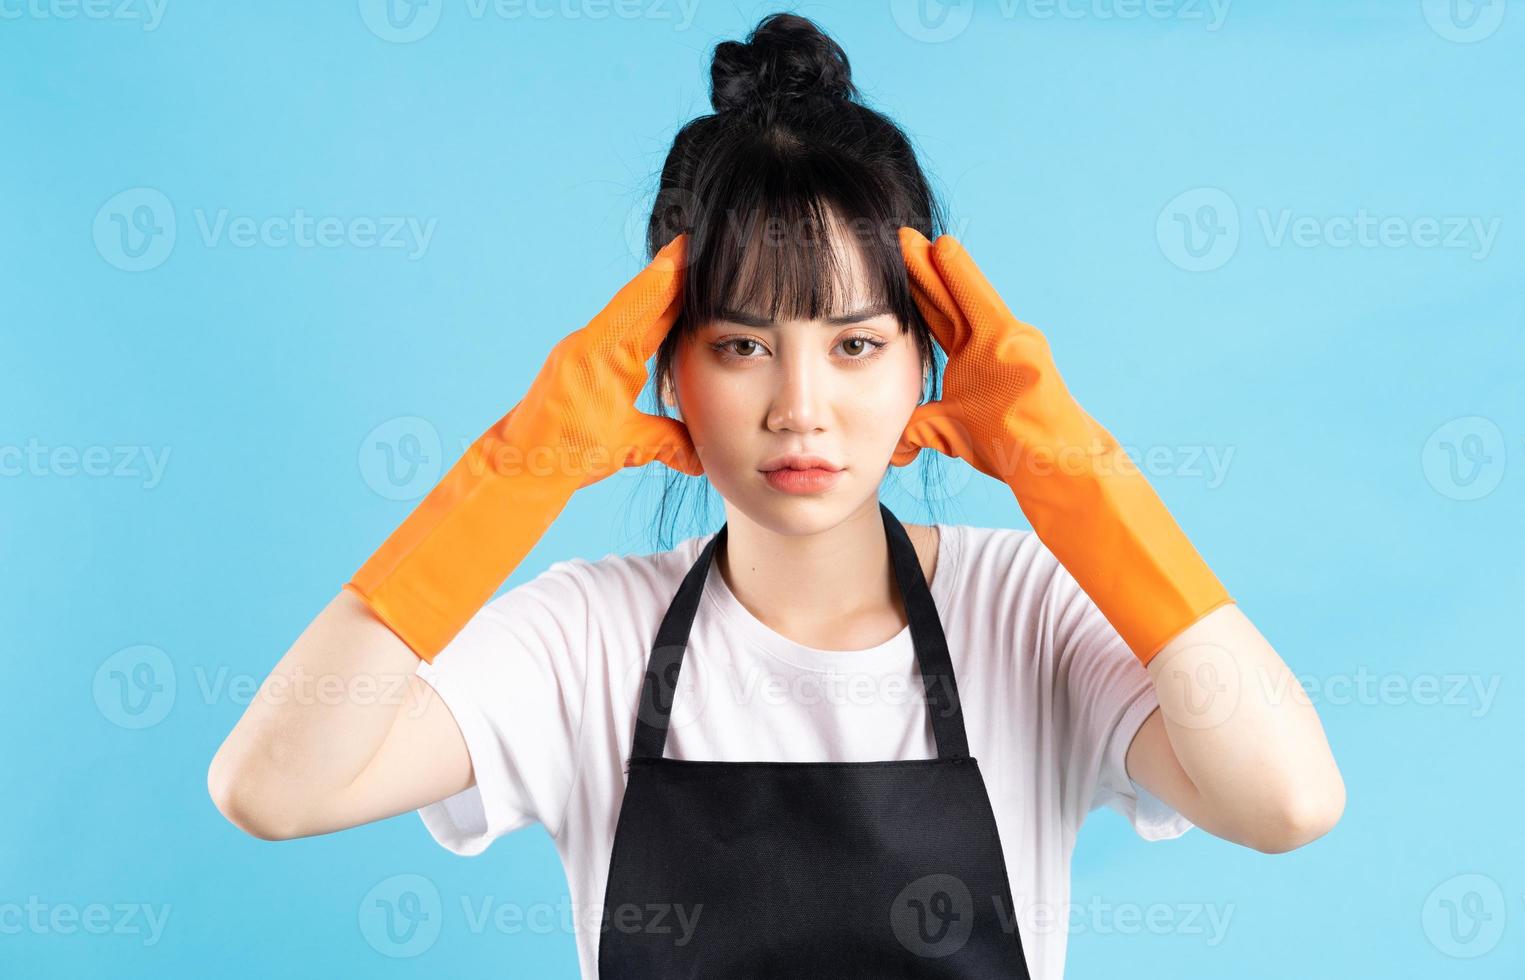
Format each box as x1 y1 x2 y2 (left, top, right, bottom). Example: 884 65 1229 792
765 350 828 433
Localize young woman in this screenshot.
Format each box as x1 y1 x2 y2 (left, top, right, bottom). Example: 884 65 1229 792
208 13 1344 979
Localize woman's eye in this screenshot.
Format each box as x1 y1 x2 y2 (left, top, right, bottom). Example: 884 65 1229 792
714 338 766 359
839 335 887 359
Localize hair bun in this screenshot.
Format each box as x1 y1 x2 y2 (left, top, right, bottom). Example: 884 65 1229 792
710 13 856 118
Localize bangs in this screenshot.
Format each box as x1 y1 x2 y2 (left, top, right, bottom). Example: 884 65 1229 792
672 139 924 336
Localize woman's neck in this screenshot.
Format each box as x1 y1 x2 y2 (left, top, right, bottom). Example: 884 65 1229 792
715 500 938 652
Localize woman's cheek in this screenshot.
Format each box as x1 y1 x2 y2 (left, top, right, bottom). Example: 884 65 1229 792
672 354 746 469
860 344 924 450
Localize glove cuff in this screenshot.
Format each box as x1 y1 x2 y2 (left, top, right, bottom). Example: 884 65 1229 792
347 434 582 662
1004 438 1233 666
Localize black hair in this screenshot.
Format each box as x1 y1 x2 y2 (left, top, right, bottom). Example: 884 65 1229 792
630 11 951 549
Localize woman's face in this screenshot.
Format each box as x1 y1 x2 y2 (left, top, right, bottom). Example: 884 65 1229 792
667 234 924 535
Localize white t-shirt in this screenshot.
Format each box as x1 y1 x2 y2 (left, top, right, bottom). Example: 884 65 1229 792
414 521 1192 980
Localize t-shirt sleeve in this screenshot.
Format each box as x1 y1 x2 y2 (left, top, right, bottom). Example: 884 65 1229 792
1046 551 1194 842
411 558 594 856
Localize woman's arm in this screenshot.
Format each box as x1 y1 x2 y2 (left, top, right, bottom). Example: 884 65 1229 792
209 240 698 842
1124 603 1346 853
206 589 473 840
887 230 1343 851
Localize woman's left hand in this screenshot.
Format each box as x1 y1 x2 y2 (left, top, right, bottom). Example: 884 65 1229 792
889 226 1096 485
889 225 1233 666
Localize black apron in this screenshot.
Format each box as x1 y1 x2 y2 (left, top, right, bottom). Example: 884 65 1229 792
598 502 1032 979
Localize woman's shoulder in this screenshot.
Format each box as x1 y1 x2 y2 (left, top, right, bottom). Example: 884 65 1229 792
510 531 711 608
465 537 706 665
927 521 1036 560
929 521 1075 598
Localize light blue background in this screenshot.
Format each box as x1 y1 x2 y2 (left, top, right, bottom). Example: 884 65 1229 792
2 1 1520 976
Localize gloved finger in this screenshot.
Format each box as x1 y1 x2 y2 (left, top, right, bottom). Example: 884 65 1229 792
898 226 966 357
894 403 963 464
891 399 946 466
569 233 687 396
622 413 706 477
903 409 1010 481
929 234 1023 338
636 234 688 361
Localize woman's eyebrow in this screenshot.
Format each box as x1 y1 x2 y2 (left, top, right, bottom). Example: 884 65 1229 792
718 302 892 327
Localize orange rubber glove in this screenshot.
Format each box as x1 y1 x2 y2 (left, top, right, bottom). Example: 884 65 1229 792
345 234 703 662
891 228 1233 666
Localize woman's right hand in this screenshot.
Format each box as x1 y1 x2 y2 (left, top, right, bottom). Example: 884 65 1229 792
207 237 709 842
500 232 704 490
345 234 703 663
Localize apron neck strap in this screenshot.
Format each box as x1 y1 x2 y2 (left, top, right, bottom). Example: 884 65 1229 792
631 501 971 762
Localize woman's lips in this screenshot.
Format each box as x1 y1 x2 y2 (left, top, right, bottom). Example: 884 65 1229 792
761 467 843 494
